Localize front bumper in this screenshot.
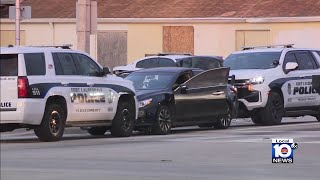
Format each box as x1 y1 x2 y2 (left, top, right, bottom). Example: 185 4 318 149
135 105 158 126
235 84 269 111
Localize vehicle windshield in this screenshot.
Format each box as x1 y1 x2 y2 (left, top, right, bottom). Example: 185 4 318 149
126 72 175 90
224 52 281 70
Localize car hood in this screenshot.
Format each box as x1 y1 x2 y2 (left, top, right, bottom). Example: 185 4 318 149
136 89 168 101
229 69 268 80
113 64 141 72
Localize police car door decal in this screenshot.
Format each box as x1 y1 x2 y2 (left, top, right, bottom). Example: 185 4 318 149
283 78 319 108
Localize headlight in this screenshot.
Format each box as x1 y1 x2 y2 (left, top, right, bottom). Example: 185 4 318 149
139 98 153 108
249 76 264 84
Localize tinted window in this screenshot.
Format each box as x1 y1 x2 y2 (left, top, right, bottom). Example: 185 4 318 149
295 52 316 70
72 54 101 76
179 57 221 70
24 53 46 75
52 53 63 75
136 58 159 68
126 72 175 90
53 53 77 75
158 58 177 67
224 52 281 70
0 54 18 76
185 68 229 89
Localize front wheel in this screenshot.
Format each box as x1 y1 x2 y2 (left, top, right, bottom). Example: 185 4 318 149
214 104 232 129
110 100 135 137
259 92 284 125
34 103 66 142
152 105 172 135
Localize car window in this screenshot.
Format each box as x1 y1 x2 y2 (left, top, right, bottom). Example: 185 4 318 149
295 52 316 70
158 58 176 67
126 72 175 90
136 58 159 68
173 72 192 90
53 53 77 75
283 52 298 70
24 53 46 76
185 68 229 89
72 54 101 76
0 54 18 76
179 57 222 70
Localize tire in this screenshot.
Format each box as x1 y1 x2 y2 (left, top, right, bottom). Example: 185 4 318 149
110 100 135 137
152 105 172 135
259 91 284 125
250 111 262 125
214 104 232 129
34 103 66 142
87 127 108 136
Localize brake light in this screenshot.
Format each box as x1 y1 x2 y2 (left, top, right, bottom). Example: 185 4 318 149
18 76 30 98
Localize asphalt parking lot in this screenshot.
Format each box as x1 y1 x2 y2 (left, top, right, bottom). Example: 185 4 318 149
1 116 320 180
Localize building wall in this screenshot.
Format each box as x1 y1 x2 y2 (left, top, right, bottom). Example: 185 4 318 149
1 20 319 63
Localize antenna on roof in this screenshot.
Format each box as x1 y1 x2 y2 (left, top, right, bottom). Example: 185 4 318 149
242 44 294 50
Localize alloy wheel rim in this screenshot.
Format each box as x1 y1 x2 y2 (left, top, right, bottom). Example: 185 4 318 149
121 108 131 131
221 106 231 126
159 109 171 132
49 111 61 135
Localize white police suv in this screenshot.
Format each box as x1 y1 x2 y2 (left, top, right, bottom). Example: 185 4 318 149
224 45 320 125
0 46 138 141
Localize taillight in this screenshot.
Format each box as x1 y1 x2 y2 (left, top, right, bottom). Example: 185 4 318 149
18 76 30 98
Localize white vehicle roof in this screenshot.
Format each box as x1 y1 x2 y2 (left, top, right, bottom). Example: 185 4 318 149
0 46 83 54
232 48 320 55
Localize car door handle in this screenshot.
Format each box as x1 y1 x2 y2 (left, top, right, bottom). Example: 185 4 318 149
61 82 69 86
212 91 224 95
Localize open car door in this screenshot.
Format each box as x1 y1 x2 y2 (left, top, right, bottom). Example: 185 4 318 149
312 75 320 94
174 67 230 122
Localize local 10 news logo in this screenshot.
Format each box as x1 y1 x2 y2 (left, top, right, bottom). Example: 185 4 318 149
272 139 298 163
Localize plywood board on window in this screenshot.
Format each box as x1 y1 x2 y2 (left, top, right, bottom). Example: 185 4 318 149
97 31 127 69
236 30 270 51
163 26 194 55
0 30 26 46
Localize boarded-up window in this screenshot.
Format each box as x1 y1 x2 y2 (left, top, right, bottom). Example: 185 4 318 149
0 30 26 46
97 31 127 69
163 26 194 55
236 30 270 51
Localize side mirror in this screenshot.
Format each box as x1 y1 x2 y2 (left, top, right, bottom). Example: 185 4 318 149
273 60 280 66
180 84 188 94
102 67 111 76
285 62 299 73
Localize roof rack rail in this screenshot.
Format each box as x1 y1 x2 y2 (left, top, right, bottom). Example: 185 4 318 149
28 44 73 49
157 52 192 56
242 44 294 50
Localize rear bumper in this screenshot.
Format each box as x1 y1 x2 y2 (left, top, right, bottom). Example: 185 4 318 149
0 99 46 125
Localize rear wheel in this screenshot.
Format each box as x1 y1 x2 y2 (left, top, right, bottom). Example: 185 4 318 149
87 127 108 136
214 104 232 129
259 92 284 125
152 105 172 135
110 100 135 137
34 104 66 142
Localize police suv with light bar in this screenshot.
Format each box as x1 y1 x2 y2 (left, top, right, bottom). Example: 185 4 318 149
0 46 138 141
224 45 320 125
